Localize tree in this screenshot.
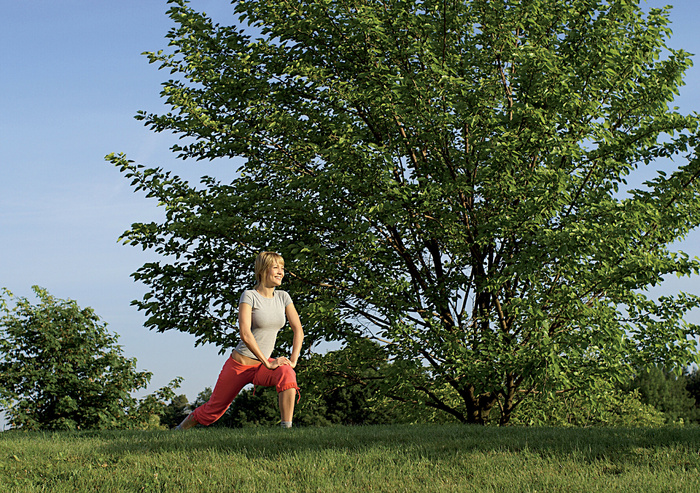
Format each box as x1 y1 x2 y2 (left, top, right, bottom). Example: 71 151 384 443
0 287 170 430
295 339 457 425
225 387 281 427
160 394 191 429
109 0 700 424
129 378 184 430
187 386 280 428
625 365 700 424
686 367 700 417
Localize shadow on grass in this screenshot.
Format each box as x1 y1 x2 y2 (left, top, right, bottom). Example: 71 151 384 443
96 424 700 462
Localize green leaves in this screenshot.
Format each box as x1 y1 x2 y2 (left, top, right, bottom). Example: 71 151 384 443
113 0 700 424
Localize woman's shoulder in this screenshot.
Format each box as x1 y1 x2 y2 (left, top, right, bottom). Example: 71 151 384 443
239 289 258 305
275 290 293 305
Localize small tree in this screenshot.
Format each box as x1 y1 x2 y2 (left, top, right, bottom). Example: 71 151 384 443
686 368 700 418
226 388 280 427
128 377 183 430
0 287 155 430
626 365 700 424
160 394 191 429
189 385 281 428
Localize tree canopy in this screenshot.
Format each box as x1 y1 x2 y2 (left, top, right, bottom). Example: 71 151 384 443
110 0 700 424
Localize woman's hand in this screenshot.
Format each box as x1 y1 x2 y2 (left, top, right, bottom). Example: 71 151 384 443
266 356 293 370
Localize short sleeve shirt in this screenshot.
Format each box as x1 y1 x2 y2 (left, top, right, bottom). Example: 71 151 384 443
234 289 293 361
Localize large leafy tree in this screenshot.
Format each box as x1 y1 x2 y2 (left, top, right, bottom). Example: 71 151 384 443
110 0 700 424
0 287 161 430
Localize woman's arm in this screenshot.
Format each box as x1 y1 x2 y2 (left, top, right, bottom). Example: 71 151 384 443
285 303 304 368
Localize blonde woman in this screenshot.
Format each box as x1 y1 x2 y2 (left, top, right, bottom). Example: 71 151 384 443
176 252 304 429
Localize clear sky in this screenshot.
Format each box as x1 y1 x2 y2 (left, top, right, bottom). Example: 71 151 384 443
1 1 699 427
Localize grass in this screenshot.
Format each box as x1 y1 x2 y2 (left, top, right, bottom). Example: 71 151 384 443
1 424 700 492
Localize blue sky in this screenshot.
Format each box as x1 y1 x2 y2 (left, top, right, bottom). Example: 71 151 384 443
1 0 699 426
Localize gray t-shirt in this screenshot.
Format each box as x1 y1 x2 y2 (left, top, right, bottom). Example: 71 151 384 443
234 289 293 361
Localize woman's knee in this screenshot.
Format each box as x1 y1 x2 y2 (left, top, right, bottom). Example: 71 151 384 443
278 364 296 381
275 365 298 391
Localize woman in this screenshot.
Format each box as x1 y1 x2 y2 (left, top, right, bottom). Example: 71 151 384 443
176 251 304 429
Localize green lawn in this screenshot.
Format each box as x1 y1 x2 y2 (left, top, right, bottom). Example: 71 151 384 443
1 424 699 492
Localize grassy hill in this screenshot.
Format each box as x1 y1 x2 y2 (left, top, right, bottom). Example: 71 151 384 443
2 424 699 492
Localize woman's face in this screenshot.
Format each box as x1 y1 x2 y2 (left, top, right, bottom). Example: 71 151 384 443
264 261 285 287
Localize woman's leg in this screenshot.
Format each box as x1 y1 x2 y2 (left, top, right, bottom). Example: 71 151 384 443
175 411 198 430
177 356 257 429
279 387 296 423
253 361 300 426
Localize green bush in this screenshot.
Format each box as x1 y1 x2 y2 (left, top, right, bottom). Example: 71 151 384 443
0 287 180 431
504 383 665 427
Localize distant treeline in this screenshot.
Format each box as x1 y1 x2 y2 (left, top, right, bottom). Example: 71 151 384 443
160 343 700 429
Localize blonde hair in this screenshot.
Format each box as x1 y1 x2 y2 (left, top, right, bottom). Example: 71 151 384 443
254 251 285 286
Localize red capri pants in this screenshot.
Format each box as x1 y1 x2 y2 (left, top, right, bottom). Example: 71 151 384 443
192 355 300 426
